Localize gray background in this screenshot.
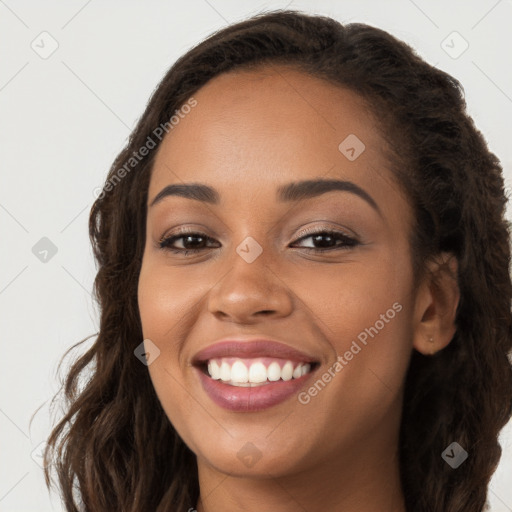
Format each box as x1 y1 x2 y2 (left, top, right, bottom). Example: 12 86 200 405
1 0 511 510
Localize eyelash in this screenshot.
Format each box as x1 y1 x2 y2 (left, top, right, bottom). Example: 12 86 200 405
158 227 359 256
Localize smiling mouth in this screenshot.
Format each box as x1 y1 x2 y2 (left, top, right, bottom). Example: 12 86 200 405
197 357 320 387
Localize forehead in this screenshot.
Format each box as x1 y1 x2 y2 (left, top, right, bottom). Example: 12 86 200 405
149 65 400 208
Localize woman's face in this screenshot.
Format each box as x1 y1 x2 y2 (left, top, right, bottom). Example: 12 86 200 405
138 66 419 480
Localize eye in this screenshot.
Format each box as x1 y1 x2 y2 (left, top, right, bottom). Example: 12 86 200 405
159 230 219 255
158 227 359 256
290 228 359 252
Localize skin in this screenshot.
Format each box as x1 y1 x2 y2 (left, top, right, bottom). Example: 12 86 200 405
137 65 460 512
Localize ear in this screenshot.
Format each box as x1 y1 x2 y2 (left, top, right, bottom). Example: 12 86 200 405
412 252 460 356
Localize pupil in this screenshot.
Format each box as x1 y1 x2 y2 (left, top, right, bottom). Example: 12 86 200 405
185 235 203 248
314 234 335 247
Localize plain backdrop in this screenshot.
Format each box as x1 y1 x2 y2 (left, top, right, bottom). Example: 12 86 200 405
1 1 511 510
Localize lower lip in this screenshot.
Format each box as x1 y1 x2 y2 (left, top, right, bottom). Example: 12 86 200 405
196 367 316 412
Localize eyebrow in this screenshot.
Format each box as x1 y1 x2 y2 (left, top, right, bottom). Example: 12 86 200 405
149 179 381 215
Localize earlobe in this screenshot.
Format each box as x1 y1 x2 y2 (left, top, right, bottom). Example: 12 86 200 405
412 253 460 356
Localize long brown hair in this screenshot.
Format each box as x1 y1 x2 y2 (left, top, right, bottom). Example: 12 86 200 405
44 9 512 511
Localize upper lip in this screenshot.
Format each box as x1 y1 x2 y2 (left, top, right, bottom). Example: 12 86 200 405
192 337 320 365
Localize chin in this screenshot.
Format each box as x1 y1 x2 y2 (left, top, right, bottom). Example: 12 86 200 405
193 432 312 478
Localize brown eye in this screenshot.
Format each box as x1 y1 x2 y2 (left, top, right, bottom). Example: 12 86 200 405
291 230 359 252
159 232 220 254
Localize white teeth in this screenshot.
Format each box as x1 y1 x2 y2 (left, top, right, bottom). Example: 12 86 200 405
267 361 281 381
205 358 314 385
219 361 231 381
281 361 293 381
208 360 220 380
231 360 248 383
292 364 302 379
248 362 267 383
228 380 270 387
301 363 311 376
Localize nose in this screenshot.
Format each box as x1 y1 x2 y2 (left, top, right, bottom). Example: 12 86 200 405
207 248 294 324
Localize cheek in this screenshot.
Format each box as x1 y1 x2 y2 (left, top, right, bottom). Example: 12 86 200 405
296 251 414 418
137 261 190 393
137 258 205 340
298 250 411 346
137 261 200 445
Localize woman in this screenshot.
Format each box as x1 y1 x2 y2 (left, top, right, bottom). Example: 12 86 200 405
44 9 512 512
